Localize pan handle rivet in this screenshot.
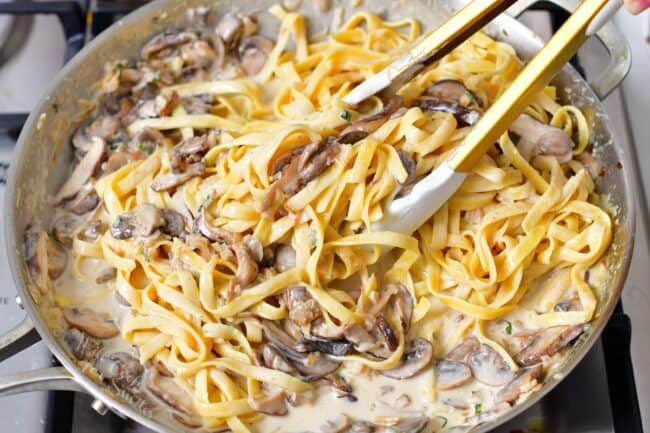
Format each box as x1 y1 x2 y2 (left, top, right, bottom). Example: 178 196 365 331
15 295 23 309
91 399 109 416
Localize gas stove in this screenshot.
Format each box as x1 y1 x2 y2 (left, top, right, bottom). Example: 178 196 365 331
0 2 645 433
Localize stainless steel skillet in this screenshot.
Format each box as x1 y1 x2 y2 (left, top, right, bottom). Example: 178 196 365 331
0 0 636 432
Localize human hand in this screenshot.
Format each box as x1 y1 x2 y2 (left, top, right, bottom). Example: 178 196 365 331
622 0 649 14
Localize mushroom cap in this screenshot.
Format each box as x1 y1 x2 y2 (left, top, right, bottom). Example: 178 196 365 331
381 338 433 380
436 359 473 390
62 307 119 339
467 344 514 386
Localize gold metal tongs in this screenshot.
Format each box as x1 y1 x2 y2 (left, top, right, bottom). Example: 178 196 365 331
343 0 622 235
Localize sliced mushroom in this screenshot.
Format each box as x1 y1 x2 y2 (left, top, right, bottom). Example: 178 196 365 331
391 283 414 333
95 351 143 390
321 415 351 433
105 151 144 173
127 127 168 154
137 90 180 119
262 344 296 374
134 203 164 236
63 328 102 361
145 367 196 415
110 214 135 239
185 233 211 260
510 114 574 163
413 97 481 127
73 116 119 155
338 96 402 144
262 138 342 210
248 389 288 416
231 240 259 290
194 210 235 244
46 239 67 280
274 244 296 272
381 338 433 380
424 79 482 109
181 39 217 68
397 150 417 187
63 307 119 339
375 316 398 352
142 31 198 60
297 337 351 356
96 267 117 284
52 137 106 205
446 336 481 362
377 417 429 433
181 95 214 114
160 208 186 238
515 325 584 366
215 13 244 48
151 162 205 192
283 286 321 326
436 360 473 390
239 36 274 76
52 214 78 246
467 344 514 386
67 183 100 215
243 235 263 262
172 135 209 159
496 364 544 405
343 324 377 353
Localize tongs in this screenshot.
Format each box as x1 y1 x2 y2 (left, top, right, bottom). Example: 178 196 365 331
343 0 621 234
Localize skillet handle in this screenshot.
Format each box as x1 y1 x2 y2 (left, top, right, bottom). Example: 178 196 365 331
0 316 40 363
507 0 631 100
0 316 84 396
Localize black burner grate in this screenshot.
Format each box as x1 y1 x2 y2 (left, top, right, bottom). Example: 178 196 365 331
0 2 641 432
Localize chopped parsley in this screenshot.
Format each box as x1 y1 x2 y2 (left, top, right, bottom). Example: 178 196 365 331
141 243 151 263
51 103 59 113
505 320 513 335
474 403 482 415
112 216 123 229
464 89 474 103
115 63 124 78
340 109 352 121
198 194 212 212
152 70 161 83
136 142 154 155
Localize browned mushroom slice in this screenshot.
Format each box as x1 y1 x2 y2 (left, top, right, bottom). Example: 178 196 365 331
377 417 429 433
231 240 259 289
509 114 574 163
262 344 297 374
63 307 119 339
446 336 481 362
105 151 144 173
215 13 244 48
297 337 352 356
194 210 235 244
96 352 143 390
96 267 117 284
137 90 180 119
142 31 198 60
391 283 414 333
127 128 168 155
398 150 417 186
495 364 544 405
67 183 99 215
160 208 186 238
436 360 472 390
338 96 402 144
381 338 433 380
172 135 209 159
151 162 205 192
52 214 78 246
248 389 288 416
375 316 398 352
262 138 342 210
239 36 274 76
274 244 296 272
145 367 196 415
467 344 514 386
181 95 214 114
24 225 49 294
283 286 321 326
63 328 102 361
515 325 584 366
86 115 121 142
181 39 217 68
46 239 67 280
424 79 482 109
413 97 481 127
52 137 106 205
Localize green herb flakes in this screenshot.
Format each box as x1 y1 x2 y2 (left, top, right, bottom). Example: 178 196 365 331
141 243 151 263
340 109 352 121
505 320 513 335
51 103 59 113
112 217 122 229
136 142 154 155
474 403 482 415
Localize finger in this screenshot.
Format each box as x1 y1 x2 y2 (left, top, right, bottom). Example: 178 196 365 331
622 0 650 14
